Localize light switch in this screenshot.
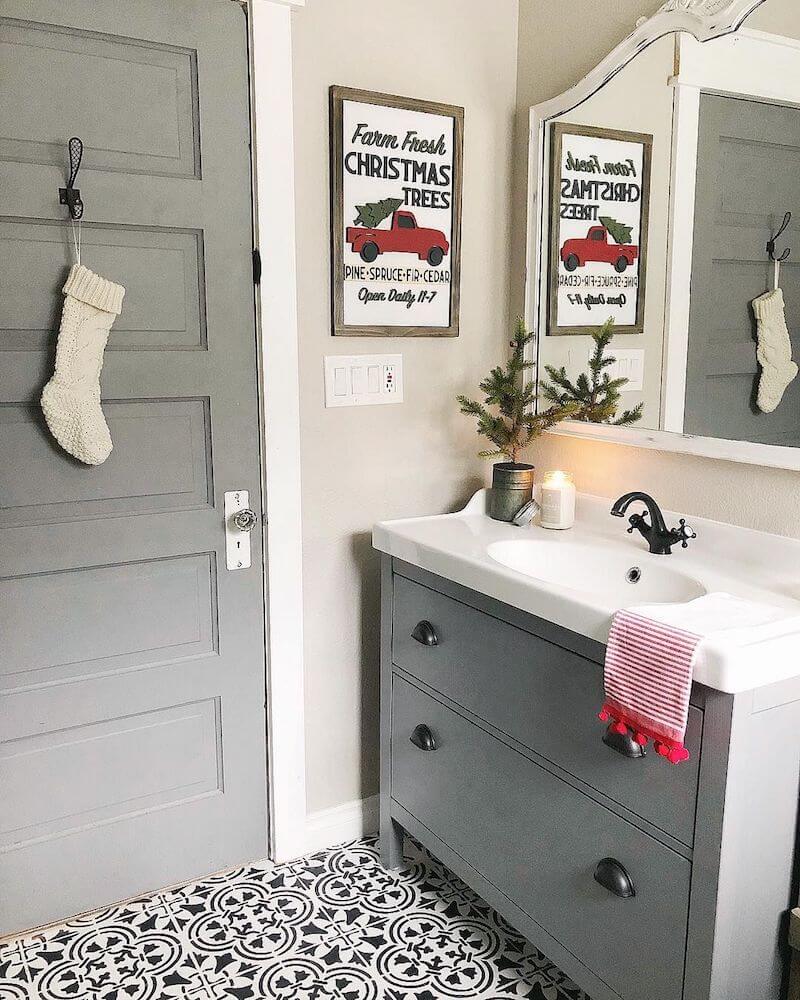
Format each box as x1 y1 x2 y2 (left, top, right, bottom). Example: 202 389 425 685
351 366 366 395
324 354 404 407
333 367 348 396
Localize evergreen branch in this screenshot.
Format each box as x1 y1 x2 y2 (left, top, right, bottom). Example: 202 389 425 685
457 318 576 464
538 317 643 428
575 373 592 400
543 365 580 398
613 403 644 426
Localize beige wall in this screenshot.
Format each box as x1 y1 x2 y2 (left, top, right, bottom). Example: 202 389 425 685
291 0 800 819
514 0 800 538
291 0 519 814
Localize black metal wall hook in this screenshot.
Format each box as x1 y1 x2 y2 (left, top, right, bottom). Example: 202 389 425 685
767 211 791 263
59 137 84 220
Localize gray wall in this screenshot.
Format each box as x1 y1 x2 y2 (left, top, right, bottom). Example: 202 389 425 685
291 0 519 815
513 0 800 536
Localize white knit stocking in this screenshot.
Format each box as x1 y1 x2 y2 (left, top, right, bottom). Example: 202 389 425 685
41 265 125 465
753 288 797 414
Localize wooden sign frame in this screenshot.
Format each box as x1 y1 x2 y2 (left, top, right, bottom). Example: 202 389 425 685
548 122 652 337
330 86 464 337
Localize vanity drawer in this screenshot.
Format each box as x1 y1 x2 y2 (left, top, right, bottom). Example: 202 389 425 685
392 675 690 1000
392 573 701 846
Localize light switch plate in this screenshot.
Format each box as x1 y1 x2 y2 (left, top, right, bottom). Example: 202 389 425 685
325 354 404 407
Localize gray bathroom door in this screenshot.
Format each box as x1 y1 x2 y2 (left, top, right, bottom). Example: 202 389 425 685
684 94 800 445
0 0 269 934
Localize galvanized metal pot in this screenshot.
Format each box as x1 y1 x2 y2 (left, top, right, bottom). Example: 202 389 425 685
488 462 534 522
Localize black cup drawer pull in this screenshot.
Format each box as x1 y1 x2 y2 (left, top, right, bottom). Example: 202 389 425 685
603 724 646 759
410 724 438 752
411 620 439 647
594 858 636 898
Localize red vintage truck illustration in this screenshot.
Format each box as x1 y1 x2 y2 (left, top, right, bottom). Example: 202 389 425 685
560 223 639 273
346 210 450 266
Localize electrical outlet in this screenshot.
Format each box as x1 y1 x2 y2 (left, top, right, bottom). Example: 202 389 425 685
325 354 404 407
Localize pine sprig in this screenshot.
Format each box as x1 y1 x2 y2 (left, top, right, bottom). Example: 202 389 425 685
458 318 578 464
541 318 643 427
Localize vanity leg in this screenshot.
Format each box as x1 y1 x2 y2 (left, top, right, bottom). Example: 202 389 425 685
380 816 405 870
379 553 405 871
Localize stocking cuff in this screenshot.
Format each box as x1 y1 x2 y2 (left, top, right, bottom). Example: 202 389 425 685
752 287 785 324
63 265 125 316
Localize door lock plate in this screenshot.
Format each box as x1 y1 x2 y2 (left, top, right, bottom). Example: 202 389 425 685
224 490 255 570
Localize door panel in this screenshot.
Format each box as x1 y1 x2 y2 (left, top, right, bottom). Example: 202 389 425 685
1 553 217 689
1 699 221 849
0 0 267 934
0 220 208 352
0 398 213 526
685 94 800 444
0 19 200 177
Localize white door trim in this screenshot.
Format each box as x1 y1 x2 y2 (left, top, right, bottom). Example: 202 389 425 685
249 0 307 862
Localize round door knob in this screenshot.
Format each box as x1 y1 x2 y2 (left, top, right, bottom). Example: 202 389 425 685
232 508 258 532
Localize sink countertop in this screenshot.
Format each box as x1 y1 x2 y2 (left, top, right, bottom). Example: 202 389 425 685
373 489 800 693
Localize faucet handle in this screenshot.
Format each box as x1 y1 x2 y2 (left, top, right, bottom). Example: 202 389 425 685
626 512 647 534
676 518 697 548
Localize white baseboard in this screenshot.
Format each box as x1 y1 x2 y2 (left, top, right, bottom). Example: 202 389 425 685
304 795 379 855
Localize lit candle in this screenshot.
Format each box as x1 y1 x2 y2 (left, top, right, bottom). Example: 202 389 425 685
539 471 576 530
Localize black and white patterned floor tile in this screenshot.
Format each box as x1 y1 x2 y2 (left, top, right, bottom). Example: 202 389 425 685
0 837 589 1000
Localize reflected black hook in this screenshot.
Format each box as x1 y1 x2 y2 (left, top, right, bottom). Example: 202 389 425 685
767 211 791 263
58 137 84 220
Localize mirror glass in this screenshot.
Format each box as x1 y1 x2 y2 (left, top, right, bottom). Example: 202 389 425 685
533 11 800 452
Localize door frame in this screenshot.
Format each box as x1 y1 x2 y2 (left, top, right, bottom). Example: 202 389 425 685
249 0 307 862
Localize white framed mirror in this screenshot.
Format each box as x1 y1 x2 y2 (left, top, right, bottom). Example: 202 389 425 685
525 0 800 469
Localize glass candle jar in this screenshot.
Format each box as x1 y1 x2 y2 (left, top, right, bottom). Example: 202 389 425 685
539 471 576 530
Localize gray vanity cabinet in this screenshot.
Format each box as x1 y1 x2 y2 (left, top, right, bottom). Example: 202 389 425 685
392 572 703 848
380 556 800 1000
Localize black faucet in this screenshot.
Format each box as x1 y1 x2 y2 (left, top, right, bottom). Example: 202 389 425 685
611 492 696 555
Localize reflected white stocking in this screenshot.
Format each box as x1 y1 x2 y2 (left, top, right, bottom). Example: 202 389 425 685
753 288 797 414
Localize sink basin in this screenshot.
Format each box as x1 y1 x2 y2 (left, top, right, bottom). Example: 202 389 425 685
374 488 800 691
487 539 706 607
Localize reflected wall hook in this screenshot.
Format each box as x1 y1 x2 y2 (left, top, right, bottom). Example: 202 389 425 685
59 137 84 220
767 211 791 264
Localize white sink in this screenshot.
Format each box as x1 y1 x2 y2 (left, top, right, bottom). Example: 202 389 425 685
373 489 800 692
487 539 706 607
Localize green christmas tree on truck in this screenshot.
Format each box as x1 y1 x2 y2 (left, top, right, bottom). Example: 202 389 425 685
353 198 404 229
598 216 633 246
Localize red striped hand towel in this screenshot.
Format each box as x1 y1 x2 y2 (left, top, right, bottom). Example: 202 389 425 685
600 611 701 764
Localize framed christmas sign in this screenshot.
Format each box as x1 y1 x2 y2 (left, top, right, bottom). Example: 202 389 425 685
548 123 652 337
330 86 464 337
